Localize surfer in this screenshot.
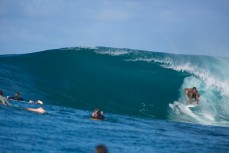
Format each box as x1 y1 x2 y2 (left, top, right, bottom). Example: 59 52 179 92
184 87 200 104
7 92 43 105
1 89 46 113
91 109 105 120
7 92 24 101
0 90 13 106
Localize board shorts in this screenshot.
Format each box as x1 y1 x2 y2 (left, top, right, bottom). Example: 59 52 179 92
187 92 200 99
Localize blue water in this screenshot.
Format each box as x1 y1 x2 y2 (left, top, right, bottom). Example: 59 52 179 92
1 104 229 153
0 47 229 152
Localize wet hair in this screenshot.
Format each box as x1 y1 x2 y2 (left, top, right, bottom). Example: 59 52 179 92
0 90 3 95
15 92 20 95
94 109 100 113
95 145 108 153
193 87 197 90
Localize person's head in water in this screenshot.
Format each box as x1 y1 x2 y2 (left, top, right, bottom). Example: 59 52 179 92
192 87 197 93
0 90 3 96
94 109 100 113
92 109 104 119
95 145 108 153
15 92 20 97
92 109 100 117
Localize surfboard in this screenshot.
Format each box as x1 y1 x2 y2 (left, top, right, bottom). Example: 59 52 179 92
9 99 44 105
169 101 208 124
186 101 198 108
169 102 192 114
187 104 198 108
90 117 104 121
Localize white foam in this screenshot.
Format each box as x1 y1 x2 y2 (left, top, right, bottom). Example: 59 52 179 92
170 101 210 125
141 56 229 96
126 57 173 65
61 46 98 51
95 49 129 56
142 56 229 126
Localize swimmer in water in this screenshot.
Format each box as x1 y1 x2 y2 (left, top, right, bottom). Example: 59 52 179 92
7 91 24 101
0 90 13 106
91 109 105 120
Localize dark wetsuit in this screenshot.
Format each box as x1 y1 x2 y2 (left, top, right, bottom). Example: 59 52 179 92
8 96 24 101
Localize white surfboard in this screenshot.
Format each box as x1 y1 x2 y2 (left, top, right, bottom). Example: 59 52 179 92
186 101 198 108
171 101 201 119
173 101 192 113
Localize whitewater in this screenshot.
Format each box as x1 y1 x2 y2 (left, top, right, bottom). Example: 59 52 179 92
0 47 229 153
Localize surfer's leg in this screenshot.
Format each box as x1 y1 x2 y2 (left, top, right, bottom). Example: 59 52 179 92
26 107 46 114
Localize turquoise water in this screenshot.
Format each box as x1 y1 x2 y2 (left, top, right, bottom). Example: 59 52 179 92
0 47 229 152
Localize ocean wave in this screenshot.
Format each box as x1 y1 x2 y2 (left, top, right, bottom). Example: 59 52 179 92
0 47 228 126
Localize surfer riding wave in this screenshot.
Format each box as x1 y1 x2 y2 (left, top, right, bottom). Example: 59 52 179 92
184 87 200 104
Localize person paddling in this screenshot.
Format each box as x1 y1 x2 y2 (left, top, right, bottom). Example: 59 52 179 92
7 91 43 105
1 89 46 113
0 90 13 106
7 91 24 101
91 109 105 120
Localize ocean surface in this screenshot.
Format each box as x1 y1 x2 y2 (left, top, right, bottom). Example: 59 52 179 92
0 47 229 153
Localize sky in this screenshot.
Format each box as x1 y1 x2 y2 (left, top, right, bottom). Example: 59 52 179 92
0 0 229 56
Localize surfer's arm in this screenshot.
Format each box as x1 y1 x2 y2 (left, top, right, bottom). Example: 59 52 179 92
0 97 6 105
7 96 13 100
3 97 13 106
0 97 10 105
184 88 191 95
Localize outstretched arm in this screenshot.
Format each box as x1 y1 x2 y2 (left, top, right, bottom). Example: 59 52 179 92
7 96 13 100
4 98 13 106
1 97 13 106
184 88 191 96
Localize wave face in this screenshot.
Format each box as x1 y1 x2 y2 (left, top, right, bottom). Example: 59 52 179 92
0 47 229 126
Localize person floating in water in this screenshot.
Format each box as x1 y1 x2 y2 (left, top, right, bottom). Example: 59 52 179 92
91 109 105 120
184 87 200 104
7 92 43 105
1 89 46 113
0 90 13 106
7 91 24 101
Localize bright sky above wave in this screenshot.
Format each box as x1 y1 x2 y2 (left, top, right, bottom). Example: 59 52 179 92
0 0 229 56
